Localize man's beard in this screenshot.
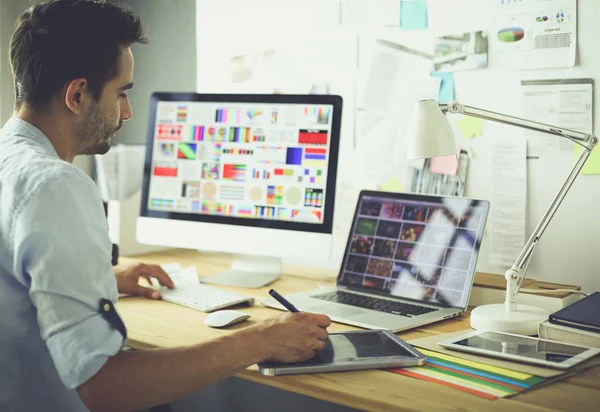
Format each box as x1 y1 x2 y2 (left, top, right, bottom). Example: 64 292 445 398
78 101 121 156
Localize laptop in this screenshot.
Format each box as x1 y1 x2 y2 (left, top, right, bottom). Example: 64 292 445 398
262 190 490 332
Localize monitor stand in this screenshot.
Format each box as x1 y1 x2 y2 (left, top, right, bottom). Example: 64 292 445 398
199 254 282 288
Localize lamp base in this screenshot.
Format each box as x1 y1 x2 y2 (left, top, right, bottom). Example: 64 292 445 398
470 304 549 336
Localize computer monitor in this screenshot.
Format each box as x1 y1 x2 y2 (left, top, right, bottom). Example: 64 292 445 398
137 93 342 288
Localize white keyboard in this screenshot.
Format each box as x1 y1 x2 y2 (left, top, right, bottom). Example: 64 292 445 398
159 283 255 313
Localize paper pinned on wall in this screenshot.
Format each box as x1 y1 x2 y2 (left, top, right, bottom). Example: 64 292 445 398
430 72 454 103
458 117 484 139
400 0 428 30
230 54 255 83
433 31 488 73
339 0 400 29
430 153 458 176
360 50 403 113
94 144 146 202
493 0 577 69
522 78 593 157
427 0 492 34
378 178 404 192
357 39 436 158
575 146 600 175
489 135 527 267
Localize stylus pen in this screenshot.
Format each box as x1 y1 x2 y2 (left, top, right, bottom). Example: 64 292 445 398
269 289 299 313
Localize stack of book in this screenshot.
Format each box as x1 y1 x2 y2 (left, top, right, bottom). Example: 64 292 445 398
538 291 600 348
469 272 582 313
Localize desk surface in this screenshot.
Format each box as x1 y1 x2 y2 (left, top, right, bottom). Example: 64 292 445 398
116 249 600 412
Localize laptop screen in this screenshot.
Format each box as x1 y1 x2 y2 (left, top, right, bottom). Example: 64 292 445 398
339 192 489 309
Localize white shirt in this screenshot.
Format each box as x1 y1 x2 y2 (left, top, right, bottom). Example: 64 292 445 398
0 117 125 411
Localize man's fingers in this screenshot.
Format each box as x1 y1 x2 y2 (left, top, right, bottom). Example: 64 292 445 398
314 340 326 351
144 264 175 288
140 273 154 287
312 314 332 328
316 327 329 342
137 285 161 300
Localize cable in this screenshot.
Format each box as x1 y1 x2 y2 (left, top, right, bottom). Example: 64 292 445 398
519 288 588 297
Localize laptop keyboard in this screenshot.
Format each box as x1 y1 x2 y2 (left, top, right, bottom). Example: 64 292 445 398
313 291 439 317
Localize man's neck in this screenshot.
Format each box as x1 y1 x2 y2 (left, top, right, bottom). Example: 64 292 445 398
15 105 77 163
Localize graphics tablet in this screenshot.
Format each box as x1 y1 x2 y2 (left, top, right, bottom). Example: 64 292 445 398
438 330 600 370
258 330 426 376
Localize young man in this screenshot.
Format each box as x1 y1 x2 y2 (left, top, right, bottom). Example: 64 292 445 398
0 1 331 411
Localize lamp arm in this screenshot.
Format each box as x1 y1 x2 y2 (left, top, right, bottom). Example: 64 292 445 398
439 100 598 312
441 101 597 150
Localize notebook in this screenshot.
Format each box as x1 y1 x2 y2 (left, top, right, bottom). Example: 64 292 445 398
549 291 600 333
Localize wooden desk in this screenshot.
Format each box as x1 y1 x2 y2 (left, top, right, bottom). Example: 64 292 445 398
116 249 600 412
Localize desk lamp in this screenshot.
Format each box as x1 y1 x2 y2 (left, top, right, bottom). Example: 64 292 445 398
406 99 598 335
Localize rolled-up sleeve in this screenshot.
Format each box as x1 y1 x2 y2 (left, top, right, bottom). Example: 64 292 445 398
12 168 125 389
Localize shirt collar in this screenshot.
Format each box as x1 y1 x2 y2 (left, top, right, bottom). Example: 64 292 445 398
2 116 60 159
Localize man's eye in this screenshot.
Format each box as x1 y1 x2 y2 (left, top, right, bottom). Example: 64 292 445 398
120 93 128 99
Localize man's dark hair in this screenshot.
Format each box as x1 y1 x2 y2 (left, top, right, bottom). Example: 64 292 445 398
10 0 148 110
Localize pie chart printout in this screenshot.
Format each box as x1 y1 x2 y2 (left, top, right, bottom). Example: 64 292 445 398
498 27 525 43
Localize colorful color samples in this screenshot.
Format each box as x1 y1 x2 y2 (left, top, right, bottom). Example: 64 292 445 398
299 129 328 145
229 127 251 142
273 168 294 177
246 109 263 119
304 188 323 207
255 206 276 218
202 201 224 214
153 163 178 177
177 142 197 159
286 147 303 165
157 124 183 140
304 107 331 124
252 168 271 179
201 163 219 180
151 198 175 208
215 108 241 124
303 148 327 167
187 125 205 141
220 185 245 201
266 185 284 206
222 164 247 181
176 105 188 122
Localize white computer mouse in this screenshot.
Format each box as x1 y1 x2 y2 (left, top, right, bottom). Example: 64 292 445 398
204 310 251 328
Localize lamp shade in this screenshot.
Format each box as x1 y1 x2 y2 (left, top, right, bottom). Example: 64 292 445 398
406 99 458 160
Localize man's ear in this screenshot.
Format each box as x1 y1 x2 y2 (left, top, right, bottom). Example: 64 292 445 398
64 78 89 115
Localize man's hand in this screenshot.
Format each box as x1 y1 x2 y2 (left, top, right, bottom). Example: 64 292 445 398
257 312 331 363
114 262 174 299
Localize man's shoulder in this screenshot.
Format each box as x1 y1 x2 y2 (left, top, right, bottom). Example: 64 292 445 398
2 133 89 179
0 136 95 212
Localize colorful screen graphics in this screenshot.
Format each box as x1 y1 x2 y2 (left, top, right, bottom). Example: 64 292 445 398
340 195 488 308
148 101 334 224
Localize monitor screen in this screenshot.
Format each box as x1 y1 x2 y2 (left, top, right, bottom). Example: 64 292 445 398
140 93 342 234
339 192 489 308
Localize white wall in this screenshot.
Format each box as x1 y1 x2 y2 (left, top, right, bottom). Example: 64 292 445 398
195 0 600 292
119 0 197 146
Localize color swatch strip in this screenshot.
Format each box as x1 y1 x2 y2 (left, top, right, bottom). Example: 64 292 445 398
389 348 546 400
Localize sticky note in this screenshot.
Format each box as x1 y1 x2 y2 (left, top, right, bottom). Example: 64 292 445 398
458 117 484 139
378 178 403 192
430 154 458 175
575 145 600 175
431 72 454 103
400 0 428 30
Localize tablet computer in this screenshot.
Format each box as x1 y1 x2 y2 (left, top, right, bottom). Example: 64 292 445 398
258 330 426 376
438 330 600 370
